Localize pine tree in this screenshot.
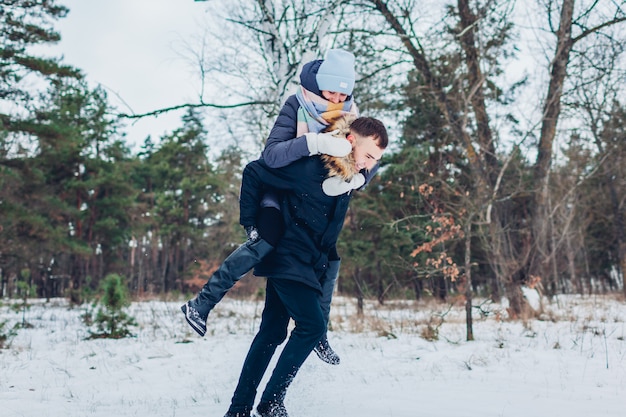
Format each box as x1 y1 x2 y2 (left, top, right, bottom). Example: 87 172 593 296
1 0 81 297
1 0 80 117
133 109 223 294
85 273 136 339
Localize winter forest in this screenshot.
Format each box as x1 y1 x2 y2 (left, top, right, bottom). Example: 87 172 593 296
2 0 626 329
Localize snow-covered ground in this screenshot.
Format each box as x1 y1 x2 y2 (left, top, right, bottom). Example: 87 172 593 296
1 293 625 417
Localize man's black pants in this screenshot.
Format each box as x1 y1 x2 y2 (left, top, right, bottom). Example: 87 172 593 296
227 278 325 414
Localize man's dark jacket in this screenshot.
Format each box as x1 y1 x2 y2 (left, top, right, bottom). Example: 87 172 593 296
240 156 351 293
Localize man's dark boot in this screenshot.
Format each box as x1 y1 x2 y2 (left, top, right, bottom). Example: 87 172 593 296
313 337 341 365
181 238 273 336
224 412 251 417
256 401 289 417
314 259 341 365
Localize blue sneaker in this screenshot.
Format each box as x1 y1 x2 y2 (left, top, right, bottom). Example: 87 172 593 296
181 301 207 337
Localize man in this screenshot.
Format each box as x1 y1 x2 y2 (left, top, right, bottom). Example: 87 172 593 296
182 49 366 365
225 117 389 417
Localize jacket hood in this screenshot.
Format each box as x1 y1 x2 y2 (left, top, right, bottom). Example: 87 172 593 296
300 60 323 96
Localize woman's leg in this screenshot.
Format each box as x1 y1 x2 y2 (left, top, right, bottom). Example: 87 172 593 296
181 206 285 337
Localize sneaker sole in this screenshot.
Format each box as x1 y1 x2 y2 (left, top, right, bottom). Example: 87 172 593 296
181 303 207 337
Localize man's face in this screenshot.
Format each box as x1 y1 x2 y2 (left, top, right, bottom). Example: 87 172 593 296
348 133 384 171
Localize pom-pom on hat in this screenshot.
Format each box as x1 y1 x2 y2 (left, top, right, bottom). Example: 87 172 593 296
316 49 356 95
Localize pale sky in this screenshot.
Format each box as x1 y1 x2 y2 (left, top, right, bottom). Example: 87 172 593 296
49 0 210 150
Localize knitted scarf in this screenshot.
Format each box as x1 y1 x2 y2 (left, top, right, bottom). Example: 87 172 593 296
295 86 359 136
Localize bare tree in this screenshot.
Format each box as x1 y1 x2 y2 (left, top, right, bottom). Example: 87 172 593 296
529 0 626 286
354 0 539 319
123 0 349 153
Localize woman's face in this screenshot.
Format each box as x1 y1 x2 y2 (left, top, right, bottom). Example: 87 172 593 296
322 90 348 104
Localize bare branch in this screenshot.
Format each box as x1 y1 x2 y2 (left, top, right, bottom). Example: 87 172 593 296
572 16 626 44
117 100 272 120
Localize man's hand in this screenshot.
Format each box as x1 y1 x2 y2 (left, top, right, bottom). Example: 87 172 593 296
322 174 366 196
305 131 351 157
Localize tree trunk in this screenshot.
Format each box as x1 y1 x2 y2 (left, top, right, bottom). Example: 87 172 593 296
413 275 423 300
376 260 385 305
457 0 498 182
608 174 626 297
506 282 527 319
531 0 575 281
353 266 364 317
464 221 474 341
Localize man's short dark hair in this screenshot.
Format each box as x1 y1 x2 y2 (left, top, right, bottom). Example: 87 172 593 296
350 117 389 149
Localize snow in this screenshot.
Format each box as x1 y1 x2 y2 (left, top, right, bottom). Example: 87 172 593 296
1 294 625 417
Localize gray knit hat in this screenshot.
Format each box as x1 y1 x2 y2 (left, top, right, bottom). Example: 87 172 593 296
316 49 356 95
